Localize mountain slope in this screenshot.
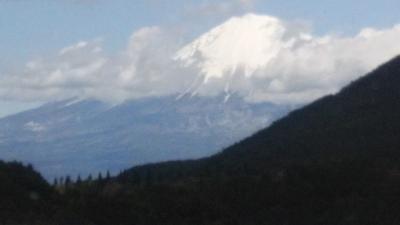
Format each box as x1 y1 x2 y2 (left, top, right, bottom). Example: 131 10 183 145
0 95 290 179
214 54 400 171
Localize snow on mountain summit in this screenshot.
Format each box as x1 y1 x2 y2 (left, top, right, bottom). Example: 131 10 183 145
174 13 400 105
175 14 311 83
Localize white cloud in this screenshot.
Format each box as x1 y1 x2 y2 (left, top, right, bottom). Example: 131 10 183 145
59 41 89 55
0 14 400 105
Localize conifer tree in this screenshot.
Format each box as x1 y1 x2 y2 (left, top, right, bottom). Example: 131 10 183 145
76 175 82 185
65 175 71 189
98 172 103 181
87 174 93 182
59 177 64 187
106 170 111 181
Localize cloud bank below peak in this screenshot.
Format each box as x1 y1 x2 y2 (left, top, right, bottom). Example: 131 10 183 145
1 13 400 105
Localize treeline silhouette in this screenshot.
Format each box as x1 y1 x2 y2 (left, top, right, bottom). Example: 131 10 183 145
1 55 400 225
52 171 111 190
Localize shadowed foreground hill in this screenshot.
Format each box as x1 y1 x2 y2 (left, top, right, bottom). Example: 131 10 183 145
212 54 400 171
2 55 400 225
0 161 51 222
0 161 88 225
114 55 400 224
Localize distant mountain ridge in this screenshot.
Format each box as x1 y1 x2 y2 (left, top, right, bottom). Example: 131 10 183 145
0 95 290 179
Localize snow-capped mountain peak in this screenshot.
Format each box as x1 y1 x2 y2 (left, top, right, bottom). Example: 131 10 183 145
175 14 306 83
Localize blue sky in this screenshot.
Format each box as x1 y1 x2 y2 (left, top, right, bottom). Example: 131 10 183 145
2 0 400 65
0 0 400 117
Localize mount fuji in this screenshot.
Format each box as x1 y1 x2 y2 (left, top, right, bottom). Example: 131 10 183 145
175 14 307 82
0 14 325 179
173 13 318 104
